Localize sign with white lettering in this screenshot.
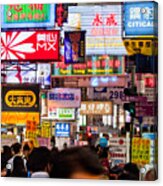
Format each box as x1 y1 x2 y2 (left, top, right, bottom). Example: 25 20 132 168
124 2 158 36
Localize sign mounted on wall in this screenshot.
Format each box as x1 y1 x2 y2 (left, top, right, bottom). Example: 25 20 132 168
124 2 158 37
48 88 81 109
55 122 70 137
1 31 60 61
1 4 55 28
2 84 40 112
64 31 86 64
68 5 127 55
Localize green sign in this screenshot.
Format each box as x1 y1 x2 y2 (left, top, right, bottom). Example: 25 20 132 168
53 56 124 76
1 4 55 28
57 108 75 120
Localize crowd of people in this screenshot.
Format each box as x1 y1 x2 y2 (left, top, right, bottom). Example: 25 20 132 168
1 142 157 180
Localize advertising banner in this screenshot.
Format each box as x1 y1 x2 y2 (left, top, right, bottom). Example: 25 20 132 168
41 121 51 138
1 135 18 147
68 5 127 55
80 101 113 115
132 138 150 165
26 120 38 131
53 56 124 76
64 31 86 64
1 112 40 125
1 31 60 60
48 88 81 109
55 122 70 137
2 84 40 112
124 2 158 36
1 4 55 28
37 137 51 149
57 108 75 120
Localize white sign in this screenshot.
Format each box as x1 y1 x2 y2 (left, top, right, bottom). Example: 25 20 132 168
68 5 127 55
109 137 126 147
57 108 75 120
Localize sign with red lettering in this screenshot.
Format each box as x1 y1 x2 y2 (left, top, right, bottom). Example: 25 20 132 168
1 31 60 61
68 5 127 55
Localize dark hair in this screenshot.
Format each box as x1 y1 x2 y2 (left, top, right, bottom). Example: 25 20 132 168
23 144 30 152
2 146 12 162
28 147 50 173
1 153 7 171
123 163 139 179
11 143 22 154
50 146 104 178
11 156 27 178
118 173 139 180
99 148 108 159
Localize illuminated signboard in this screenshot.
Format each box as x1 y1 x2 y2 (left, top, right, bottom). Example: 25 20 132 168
80 101 113 115
48 88 81 109
1 31 60 61
124 2 158 37
55 123 70 137
1 4 55 28
68 5 127 55
53 56 124 76
64 31 86 64
2 84 40 112
57 108 75 120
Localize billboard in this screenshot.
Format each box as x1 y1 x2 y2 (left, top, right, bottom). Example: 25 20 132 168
48 88 81 109
64 31 86 64
68 5 127 55
80 101 113 115
1 4 55 28
55 123 70 137
53 56 124 76
1 31 60 61
2 84 40 112
124 2 158 37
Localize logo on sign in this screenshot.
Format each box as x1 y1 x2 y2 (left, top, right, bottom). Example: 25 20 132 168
5 90 36 108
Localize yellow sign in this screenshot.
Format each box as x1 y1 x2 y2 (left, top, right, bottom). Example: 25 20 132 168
80 101 113 115
25 131 38 147
41 121 51 138
132 138 150 165
1 112 40 125
5 90 36 108
123 39 158 56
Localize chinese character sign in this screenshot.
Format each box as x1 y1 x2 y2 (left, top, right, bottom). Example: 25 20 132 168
1 31 60 61
48 88 81 109
132 138 150 165
124 2 158 36
55 123 70 137
1 4 55 28
64 31 86 64
80 101 113 115
68 5 127 55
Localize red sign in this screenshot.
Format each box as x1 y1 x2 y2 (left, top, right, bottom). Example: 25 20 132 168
1 30 60 61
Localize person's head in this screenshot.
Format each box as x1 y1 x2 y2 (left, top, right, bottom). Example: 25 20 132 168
23 144 31 158
2 146 12 161
28 147 50 173
123 163 139 180
12 156 26 173
99 148 108 159
63 142 67 149
50 146 105 179
1 154 7 177
144 169 157 181
11 143 22 155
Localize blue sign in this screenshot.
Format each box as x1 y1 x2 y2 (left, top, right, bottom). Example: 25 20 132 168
64 31 86 64
55 123 70 137
124 2 158 36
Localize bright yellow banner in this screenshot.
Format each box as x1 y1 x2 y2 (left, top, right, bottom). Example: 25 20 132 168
1 112 40 125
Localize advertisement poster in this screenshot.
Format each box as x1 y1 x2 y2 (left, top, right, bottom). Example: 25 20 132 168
124 2 158 36
132 137 150 165
48 88 81 108
80 101 113 115
1 31 60 60
1 4 55 28
64 31 86 64
53 56 124 76
2 84 40 112
55 122 70 137
68 5 127 55
41 121 51 138
57 108 75 120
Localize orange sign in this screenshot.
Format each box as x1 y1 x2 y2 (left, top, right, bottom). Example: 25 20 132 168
1 112 40 125
26 120 38 131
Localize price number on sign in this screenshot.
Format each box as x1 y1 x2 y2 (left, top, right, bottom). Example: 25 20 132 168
109 90 126 100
